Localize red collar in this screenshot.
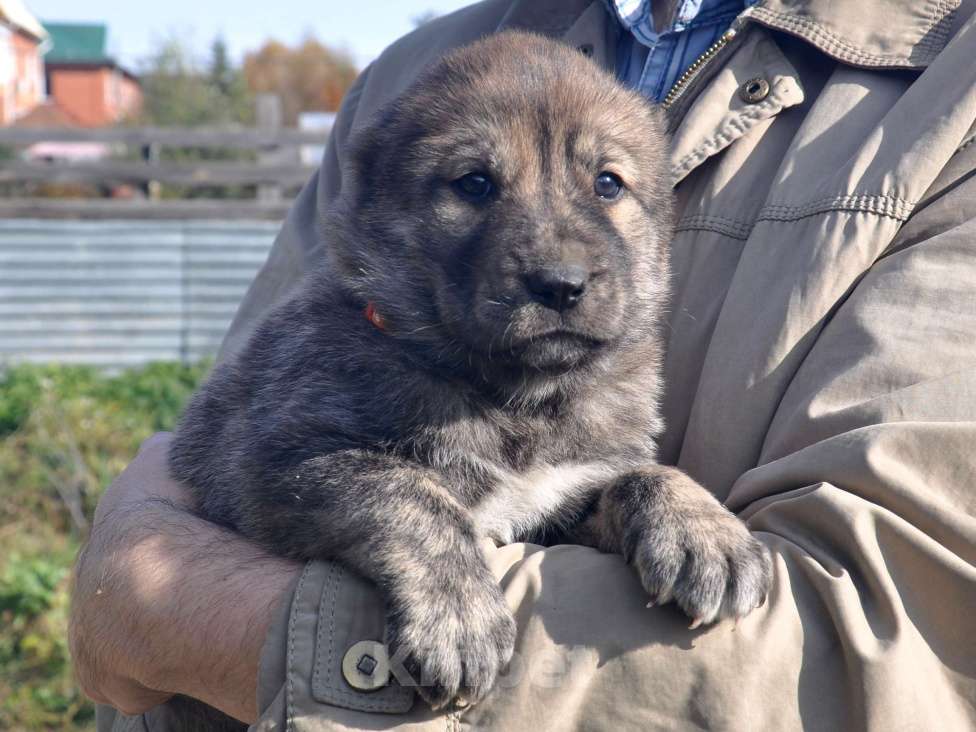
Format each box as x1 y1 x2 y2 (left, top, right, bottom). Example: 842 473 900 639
364 301 388 332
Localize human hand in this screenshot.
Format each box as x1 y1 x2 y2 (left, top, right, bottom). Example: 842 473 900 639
69 433 301 722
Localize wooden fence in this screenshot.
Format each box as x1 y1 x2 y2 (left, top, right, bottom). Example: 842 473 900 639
0 104 330 366
0 114 327 220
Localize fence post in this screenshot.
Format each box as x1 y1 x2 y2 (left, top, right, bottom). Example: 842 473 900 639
142 141 161 200
256 94 284 203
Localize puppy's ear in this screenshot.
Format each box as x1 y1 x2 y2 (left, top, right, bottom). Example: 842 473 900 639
339 123 384 210
320 120 398 296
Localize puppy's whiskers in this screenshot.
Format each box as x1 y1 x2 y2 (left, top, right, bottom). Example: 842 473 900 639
405 323 441 335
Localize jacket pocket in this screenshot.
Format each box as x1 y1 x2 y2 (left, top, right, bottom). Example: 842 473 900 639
304 562 415 714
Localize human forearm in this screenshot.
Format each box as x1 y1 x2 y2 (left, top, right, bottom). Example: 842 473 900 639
70 434 302 723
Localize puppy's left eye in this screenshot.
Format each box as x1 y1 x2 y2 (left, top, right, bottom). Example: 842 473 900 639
594 172 624 200
453 172 494 201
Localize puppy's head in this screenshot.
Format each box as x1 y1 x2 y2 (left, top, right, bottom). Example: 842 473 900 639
329 31 673 378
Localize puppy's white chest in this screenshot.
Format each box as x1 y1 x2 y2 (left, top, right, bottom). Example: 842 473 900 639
472 461 613 544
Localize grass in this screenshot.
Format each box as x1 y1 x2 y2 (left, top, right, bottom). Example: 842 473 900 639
0 362 208 731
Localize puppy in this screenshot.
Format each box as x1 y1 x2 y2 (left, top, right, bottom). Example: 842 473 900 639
170 30 771 712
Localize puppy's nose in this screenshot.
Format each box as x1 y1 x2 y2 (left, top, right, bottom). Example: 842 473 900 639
525 264 588 311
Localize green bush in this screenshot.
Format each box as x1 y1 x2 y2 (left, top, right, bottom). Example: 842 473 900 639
0 361 208 731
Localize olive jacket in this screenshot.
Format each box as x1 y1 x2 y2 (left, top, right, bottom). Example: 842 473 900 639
104 0 976 729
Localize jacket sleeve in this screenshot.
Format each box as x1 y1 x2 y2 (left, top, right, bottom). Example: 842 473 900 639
247 138 976 732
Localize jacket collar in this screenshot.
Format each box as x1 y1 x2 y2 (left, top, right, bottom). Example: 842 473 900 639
500 0 960 70
744 0 960 69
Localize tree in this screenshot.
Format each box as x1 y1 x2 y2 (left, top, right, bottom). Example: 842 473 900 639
208 36 254 124
138 36 253 127
209 37 234 95
243 37 358 125
139 38 214 126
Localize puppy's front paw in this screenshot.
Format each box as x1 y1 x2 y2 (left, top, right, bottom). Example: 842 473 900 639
387 575 516 709
621 469 772 627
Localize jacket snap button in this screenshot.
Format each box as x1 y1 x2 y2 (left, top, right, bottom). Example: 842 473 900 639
342 640 391 692
739 77 770 103
577 43 594 57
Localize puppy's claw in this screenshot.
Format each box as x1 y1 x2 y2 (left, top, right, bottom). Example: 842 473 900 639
689 617 704 630
646 600 656 608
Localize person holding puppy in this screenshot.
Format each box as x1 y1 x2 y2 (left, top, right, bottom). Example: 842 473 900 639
72 0 976 730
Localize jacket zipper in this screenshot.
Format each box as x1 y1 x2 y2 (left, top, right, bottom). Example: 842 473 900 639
661 24 741 110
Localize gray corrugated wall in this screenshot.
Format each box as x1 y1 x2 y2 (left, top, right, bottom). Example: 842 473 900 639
0 220 278 368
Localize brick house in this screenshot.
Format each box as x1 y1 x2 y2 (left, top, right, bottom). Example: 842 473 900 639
43 22 141 127
0 0 48 125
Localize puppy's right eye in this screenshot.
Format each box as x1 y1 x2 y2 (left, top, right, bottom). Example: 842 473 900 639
595 172 624 200
453 172 494 201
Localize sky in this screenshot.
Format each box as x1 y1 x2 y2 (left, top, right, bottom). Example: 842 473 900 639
25 0 475 70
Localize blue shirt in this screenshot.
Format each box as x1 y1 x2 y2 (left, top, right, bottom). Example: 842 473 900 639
605 0 753 101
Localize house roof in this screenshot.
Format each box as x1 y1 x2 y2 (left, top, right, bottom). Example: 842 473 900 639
14 100 83 127
0 0 48 41
43 22 110 64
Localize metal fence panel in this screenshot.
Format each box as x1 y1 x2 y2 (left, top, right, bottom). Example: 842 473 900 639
0 220 278 369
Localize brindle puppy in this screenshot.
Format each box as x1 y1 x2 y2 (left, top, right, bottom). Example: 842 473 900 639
170 31 771 712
